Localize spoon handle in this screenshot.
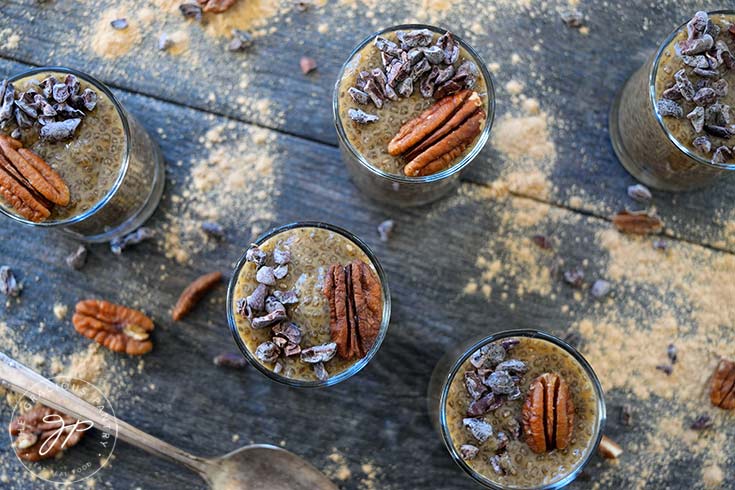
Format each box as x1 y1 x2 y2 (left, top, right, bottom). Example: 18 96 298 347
0 352 211 477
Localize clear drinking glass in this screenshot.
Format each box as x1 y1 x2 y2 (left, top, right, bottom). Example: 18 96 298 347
427 329 606 490
0 66 165 242
609 10 735 191
226 221 392 388
333 24 495 207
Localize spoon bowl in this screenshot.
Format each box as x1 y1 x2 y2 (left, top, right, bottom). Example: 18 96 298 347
209 444 338 490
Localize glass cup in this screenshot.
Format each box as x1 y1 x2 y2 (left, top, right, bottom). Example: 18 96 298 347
226 221 392 388
609 10 735 191
333 24 495 207
0 66 165 242
428 329 606 490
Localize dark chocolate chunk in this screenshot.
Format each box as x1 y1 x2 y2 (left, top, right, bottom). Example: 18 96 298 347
459 444 479 460
434 79 463 99
560 10 584 27
421 45 444 65
39 118 81 141
495 359 527 374
201 221 225 238
690 414 713 431
272 321 302 345
464 371 487 400
0 266 21 297
377 219 395 242
0 81 14 122
300 342 337 363
313 362 328 381
679 54 709 69
678 34 714 56
179 3 203 20
110 227 155 255
374 36 402 57
437 32 459 64
667 343 677 364
704 125 735 138
531 234 553 249
348 108 379 124
255 342 280 363
656 99 683 118
273 264 288 280
348 87 369 105
110 18 128 30
674 69 696 100
397 29 433 49
467 392 502 417
251 309 287 329
692 135 712 153
213 352 248 369
656 364 673 376
693 87 718 106
463 417 493 443
712 145 733 164
66 244 88 270
245 244 267 266
485 371 515 394
563 267 585 288
420 66 440 98
687 106 705 133
686 11 708 39
693 68 719 78
245 283 268 315
228 29 253 52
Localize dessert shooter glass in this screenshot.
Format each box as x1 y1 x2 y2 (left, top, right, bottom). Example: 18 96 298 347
427 329 606 490
0 66 165 242
226 221 392 388
333 24 495 207
609 10 735 191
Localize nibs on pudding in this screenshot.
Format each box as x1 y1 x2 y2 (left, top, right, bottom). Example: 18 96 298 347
337 28 489 177
232 226 385 383
0 72 124 222
655 11 735 165
444 336 600 488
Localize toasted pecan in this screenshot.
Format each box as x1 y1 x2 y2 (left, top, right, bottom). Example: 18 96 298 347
325 260 383 360
710 358 735 409
0 136 67 206
73 299 154 355
9 405 86 462
404 109 485 177
0 159 50 222
172 271 222 321
388 89 472 156
612 211 663 235
522 372 575 453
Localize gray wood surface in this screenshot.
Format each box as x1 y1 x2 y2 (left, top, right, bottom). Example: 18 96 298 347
0 1 733 489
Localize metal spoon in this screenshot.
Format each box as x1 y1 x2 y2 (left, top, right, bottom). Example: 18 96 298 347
0 352 337 490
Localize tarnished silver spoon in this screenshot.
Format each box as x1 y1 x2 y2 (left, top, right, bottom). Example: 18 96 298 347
0 352 337 490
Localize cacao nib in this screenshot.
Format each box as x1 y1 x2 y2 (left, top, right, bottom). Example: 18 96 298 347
348 87 369 105
687 106 705 133
110 227 155 255
0 266 21 296
348 108 379 124
110 18 128 30
179 3 203 20
39 118 81 142
213 352 248 369
65 244 88 270
300 342 337 363
657 99 683 118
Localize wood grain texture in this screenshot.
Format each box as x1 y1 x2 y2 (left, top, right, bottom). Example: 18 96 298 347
0 2 733 489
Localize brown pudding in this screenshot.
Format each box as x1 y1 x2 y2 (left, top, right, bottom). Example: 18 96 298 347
445 336 600 488
232 226 385 383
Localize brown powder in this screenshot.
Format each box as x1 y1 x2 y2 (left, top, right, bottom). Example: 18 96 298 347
90 7 145 59
161 121 278 264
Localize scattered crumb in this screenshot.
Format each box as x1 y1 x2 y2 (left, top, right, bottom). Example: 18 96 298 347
53 303 68 320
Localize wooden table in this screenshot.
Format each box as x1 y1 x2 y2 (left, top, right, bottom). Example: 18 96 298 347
0 1 733 488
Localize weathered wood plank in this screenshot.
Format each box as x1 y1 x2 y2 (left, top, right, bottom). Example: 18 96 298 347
1 0 734 253
0 37 733 490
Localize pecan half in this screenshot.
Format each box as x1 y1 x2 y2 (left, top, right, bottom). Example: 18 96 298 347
387 90 485 177
0 134 69 222
710 359 735 409
521 372 575 453
172 271 222 321
197 0 236 13
72 299 154 355
324 260 383 360
612 210 664 235
9 405 88 462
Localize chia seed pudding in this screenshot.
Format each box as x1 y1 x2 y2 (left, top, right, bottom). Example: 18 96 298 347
610 10 735 190
0 71 124 221
439 334 604 489
230 224 389 384
654 12 735 164
336 27 490 177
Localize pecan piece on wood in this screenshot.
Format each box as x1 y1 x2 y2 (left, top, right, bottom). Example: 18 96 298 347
172 271 222 321
9 404 88 462
521 372 575 453
612 210 663 235
73 299 154 355
710 358 735 409
386 90 485 177
324 260 383 360
197 0 236 13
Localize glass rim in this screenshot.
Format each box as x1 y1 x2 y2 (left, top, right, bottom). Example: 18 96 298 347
226 221 392 388
648 9 735 171
0 66 131 227
438 329 607 490
332 23 496 184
